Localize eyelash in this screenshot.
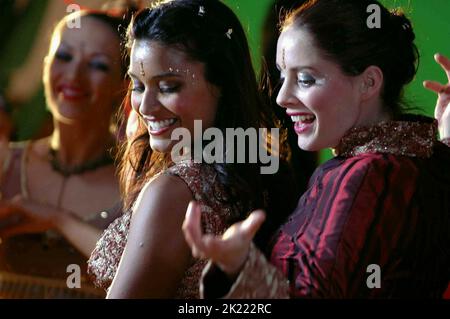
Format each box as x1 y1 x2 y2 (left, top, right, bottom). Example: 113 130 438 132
298 77 316 88
55 51 109 72
130 81 144 93
89 61 109 72
159 85 180 94
55 51 71 62
130 84 181 94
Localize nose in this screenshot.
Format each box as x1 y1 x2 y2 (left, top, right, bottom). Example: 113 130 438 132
65 58 84 82
276 78 298 109
138 89 161 117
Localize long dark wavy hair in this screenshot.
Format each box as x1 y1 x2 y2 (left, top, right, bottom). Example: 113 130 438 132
117 0 283 226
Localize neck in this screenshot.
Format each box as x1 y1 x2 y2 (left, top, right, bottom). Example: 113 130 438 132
50 119 115 168
357 99 392 127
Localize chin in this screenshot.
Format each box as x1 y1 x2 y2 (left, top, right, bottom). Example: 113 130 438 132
149 138 174 154
297 138 318 152
56 104 87 120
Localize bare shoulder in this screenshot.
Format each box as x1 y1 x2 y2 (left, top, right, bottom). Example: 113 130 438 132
132 173 193 223
107 172 194 298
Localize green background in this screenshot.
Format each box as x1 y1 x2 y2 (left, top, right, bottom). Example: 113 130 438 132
1 0 449 163
223 0 450 162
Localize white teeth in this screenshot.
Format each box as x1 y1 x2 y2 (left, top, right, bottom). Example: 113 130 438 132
291 115 315 122
149 118 177 131
62 88 84 97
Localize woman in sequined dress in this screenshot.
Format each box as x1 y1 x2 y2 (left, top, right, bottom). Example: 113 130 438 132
0 10 128 298
183 0 450 298
87 0 296 298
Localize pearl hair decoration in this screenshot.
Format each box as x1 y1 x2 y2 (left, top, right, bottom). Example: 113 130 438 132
198 6 205 16
225 28 233 39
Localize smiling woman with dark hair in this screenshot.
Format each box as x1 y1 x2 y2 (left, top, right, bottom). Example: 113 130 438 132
86 0 294 299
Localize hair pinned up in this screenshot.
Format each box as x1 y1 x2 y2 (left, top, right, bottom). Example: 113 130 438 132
283 0 419 116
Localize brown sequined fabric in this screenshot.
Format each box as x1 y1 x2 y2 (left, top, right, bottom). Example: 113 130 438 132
87 161 236 298
333 115 437 158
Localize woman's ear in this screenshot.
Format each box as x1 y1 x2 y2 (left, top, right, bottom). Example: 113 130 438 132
359 65 383 101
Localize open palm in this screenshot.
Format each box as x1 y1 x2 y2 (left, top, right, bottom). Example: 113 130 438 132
182 201 266 277
423 53 450 138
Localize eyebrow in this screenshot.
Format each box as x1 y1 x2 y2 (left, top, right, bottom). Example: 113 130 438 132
127 71 183 80
59 42 113 60
90 53 113 60
276 64 318 73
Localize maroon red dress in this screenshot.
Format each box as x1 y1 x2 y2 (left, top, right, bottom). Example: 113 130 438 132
201 115 450 298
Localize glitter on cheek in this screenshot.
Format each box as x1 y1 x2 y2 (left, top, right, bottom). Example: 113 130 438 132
315 78 326 86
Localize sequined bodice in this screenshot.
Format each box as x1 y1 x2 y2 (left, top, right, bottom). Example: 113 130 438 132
87 161 236 298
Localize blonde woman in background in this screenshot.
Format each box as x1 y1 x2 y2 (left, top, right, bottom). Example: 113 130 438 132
0 10 128 298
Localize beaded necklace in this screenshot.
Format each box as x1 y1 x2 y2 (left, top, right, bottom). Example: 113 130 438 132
48 147 114 177
21 142 114 208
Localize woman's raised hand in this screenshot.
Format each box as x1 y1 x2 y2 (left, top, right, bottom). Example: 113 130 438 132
182 201 265 278
423 53 450 139
0 195 58 239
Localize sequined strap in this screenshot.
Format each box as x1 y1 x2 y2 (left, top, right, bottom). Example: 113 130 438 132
0 271 105 299
165 161 218 202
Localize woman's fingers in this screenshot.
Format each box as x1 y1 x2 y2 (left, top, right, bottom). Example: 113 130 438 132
201 234 227 259
239 210 266 241
423 80 445 94
183 201 206 254
435 53 450 80
183 203 267 271
183 201 228 260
